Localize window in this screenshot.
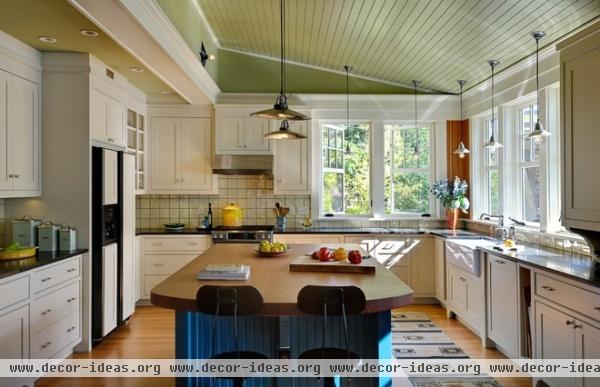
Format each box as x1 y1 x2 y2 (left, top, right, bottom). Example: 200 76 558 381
483 117 502 215
320 123 370 215
384 124 432 215
518 104 541 223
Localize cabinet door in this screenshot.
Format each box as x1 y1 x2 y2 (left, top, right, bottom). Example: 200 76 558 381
150 118 179 190
107 98 126 146
0 305 29 359
0 70 10 190
576 321 600 387
274 120 310 194
10 76 39 192
244 118 271 152
449 267 467 314
409 238 435 297
180 118 213 191
90 87 108 141
216 117 244 153
562 46 600 228
465 276 483 330
102 149 118 205
535 301 577 387
434 239 446 302
487 256 518 356
102 243 118 336
122 154 136 320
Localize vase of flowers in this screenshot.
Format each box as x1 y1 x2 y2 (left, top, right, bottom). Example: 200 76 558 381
431 177 470 230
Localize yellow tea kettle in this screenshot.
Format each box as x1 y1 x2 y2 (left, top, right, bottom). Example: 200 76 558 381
222 203 242 227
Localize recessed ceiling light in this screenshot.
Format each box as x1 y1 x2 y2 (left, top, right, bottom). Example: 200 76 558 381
129 67 144 73
80 29 99 37
160 91 173 95
38 36 57 43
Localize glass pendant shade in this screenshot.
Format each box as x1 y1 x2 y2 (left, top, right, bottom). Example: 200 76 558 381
526 31 550 141
454 141 471 158
264 120 306 140
454 79 470 158
485 60 502 150
484 135 503 149
527 119 550 142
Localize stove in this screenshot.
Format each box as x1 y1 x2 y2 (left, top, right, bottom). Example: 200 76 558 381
211 225 274 243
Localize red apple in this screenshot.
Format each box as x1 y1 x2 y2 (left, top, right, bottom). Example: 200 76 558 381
311 251 320 260
318 247 331 262
348 250 362 264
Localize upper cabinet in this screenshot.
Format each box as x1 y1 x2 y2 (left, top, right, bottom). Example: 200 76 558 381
149 117 216 194
0 68 40 198
90 86 126 148
126 108 147 193
559 23 600 231
273 120 310 194
215 115 271 154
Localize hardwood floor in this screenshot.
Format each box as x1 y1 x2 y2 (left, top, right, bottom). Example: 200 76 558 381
37 305 530 386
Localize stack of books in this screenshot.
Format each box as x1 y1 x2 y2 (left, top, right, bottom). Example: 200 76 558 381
197 264 251 281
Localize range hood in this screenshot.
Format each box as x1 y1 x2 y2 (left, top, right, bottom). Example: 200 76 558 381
212 154 273 176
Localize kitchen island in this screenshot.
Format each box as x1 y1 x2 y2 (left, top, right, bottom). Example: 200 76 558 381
151 243 413 387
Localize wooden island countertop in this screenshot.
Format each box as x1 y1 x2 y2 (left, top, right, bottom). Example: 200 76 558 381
151 243 414 315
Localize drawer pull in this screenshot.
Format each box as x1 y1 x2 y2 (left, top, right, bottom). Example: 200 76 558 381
41 341 52 349
41 277 53 282
187 242 198 246
67 268 76 273
67 326 76 333
152 263 164 267
459 277 466 282
574 323 583 329
67 297 77 303
494 259 505 264
594 307 600 311
566 320 576 326
41 309 52 316
541 285 555 291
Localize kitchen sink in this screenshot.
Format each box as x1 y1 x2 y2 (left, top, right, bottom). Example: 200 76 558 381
445 237 499 276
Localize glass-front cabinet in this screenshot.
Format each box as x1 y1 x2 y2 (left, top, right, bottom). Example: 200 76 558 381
126 108 146 193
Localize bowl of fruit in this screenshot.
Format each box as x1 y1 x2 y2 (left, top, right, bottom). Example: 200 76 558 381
0 241 38 260
255 241 289 257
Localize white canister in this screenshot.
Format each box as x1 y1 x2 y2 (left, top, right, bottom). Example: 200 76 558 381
38 223 60 252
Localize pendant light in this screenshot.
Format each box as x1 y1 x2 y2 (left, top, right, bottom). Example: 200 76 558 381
344 65 353 154
412 80 421 154
254 0 310 139
484 60 503 149
527 31 550 142
454 79 470 158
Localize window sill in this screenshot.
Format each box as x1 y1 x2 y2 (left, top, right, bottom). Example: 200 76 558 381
316 216 446 222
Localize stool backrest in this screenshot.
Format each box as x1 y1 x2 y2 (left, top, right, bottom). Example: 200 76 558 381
297 285 366 316
196 285 263 316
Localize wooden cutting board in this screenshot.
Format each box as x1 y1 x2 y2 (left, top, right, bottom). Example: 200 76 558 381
289 254 376 274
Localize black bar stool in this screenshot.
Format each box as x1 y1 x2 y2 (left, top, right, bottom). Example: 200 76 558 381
196 285 268 387
297 285 366 387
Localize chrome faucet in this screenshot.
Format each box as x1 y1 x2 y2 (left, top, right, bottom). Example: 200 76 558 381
479 213 509 240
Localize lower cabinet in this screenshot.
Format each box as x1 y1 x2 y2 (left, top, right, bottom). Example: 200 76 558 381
139 235 211 300
0 305 29 359
274 234 344 244
487 254 519 357
434 238 446 303
448 263 484 336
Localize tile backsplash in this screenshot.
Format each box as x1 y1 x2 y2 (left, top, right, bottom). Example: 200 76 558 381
136 176 311 229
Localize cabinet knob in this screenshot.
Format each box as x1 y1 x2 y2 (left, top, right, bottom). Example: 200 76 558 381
41 277 52 282
566 320 575 326
67 297 77 303
108 138 114 142
8 174 14 178
14 174 19 178
541 285 555 291
41 309 52 316
41 341 52 349
459 277 466 282
67 268 76 273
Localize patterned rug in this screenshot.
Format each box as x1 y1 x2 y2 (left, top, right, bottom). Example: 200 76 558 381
392 312 501 387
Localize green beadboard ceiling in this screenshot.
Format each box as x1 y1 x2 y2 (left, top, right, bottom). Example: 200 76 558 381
160 0 600 94
0 0 183 100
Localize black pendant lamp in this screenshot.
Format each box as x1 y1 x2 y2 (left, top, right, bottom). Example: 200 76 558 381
253 0 310 140
484 60 503 149
412 80 421 154
344 64 353 153
454 80 470 158
527 31 550 142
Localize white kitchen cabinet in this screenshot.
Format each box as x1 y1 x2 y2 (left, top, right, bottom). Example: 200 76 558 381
215 116 271 154
102 243 118 336
273 120 310 194
122 154 136 320
90 87 126 148
408 238 435 298
487 254 519 357
150 117 216 193
434 238 446 303
0 305 29 359
274 234 344 245
0 68 40 197
448 263 484 336
559 24 600 231
102 149 118 205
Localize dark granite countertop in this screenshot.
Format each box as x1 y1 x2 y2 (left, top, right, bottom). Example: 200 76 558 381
478 245 600 287
136 228 212 235
0 248 88 280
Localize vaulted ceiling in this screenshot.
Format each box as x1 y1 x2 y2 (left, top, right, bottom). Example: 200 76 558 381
197 0 600 93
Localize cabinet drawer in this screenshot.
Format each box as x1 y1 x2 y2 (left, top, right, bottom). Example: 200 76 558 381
143 254 197 275
489 255 517 273
535 272 600 321
31 256 80 293
31 310 80 359
0 276 28 310
31 281 80 334
143 237 209 253
144 275 168 298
